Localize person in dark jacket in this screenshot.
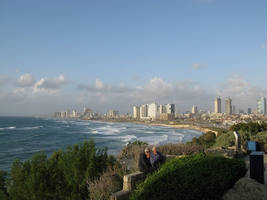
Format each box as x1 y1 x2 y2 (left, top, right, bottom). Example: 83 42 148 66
138 147 152 173
150 146 165 169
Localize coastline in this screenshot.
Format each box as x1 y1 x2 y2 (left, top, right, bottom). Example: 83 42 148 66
90 119 218 136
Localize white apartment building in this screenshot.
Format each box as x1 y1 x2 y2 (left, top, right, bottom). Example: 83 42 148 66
165 104 175 114
140 104 148 119
133 106 140 119
148 102 159 120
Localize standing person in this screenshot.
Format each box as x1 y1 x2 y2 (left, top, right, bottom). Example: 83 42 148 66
138 147 152 173
150 146 164 169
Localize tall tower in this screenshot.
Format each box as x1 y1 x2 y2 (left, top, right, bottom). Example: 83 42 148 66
214 97 221 113
192 105 198 114
257 97 266 114
133 106 140 119
225 97 232 115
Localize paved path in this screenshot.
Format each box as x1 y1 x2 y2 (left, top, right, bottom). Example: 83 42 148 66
223 153 267 200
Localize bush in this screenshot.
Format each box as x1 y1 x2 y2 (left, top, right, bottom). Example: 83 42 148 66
189 131 216 148
8 140 115 200
251 131 267 152
0 170 8 200
157 143 204 156
213 131 235 148
117 140 148 172
88 167 123 200
130 154 247 200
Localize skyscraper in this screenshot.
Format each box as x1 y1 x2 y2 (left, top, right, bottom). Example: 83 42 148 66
133 106 140 119
148 102 159 120
214 97 221 113
140 104 148 119
165 104 175 114
225 97 232 115
192 105 198 114
232 105 236 115
257 97 266 114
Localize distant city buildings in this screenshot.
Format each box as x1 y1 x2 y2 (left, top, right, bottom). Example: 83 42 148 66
248 108 252 114
214 97 221 113
54 109 81 119
192 105 198 114
133 106 140 119
257 97 266 114
225 97 232 115
133 102 175 121
140 104 148 119
107 110 119 118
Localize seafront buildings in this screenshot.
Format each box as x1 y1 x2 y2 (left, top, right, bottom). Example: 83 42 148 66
225 97 232 115
257 97 266 114
133 106 140 119
133 102 175 121
192 105 198 114
214 97 222 113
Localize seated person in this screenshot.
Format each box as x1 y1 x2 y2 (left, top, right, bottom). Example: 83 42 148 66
138 147 152 173
150 146 165 169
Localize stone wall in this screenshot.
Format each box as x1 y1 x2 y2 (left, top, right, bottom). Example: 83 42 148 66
110 171 145 200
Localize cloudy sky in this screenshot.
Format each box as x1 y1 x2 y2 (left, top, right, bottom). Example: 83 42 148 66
1 0 267 116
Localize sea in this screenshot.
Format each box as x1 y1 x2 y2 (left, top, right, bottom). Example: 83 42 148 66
0 117 203 172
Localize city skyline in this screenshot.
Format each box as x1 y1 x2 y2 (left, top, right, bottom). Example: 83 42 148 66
1 0 267 116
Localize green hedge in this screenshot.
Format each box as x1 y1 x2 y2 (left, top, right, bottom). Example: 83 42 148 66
130 154 247 200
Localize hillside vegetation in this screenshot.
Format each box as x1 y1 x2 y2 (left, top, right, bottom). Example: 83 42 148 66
130 154 247 200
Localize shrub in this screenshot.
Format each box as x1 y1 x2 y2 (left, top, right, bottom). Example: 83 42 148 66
88 167 123 200
157 143 204 155
8 140 115 200
117 140 148 172
213 131 235 148
251 131 267 152
130 154 247 200
0 170 8 200
189 131 216 148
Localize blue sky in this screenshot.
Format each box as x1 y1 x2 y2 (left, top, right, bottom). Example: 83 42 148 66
1 0 267 115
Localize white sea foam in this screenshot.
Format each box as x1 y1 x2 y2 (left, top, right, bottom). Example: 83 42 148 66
0 126 43 131
138 134 169 145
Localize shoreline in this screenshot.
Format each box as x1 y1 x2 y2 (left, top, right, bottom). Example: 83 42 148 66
90 119 218 136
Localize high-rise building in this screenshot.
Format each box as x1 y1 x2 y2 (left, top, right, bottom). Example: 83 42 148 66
214 97 221 113
165 104 175 114
140 104 148 119
247 108 252 114
225 97 232 115
159 104 166 114
148 102 159 120
232 105 236 115
257 97 266 114
192 105 198 114
108 110 119 118
133 106 140 119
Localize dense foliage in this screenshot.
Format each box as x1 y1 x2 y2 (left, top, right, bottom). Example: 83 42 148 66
213 122 267 151
130 154 247 200
189 131 216 148
5 140 115 200
0 170 8 200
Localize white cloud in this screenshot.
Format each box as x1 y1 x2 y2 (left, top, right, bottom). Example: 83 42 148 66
33 75 66 94
15 73 35 87
77 79 134 94
216 75 267 110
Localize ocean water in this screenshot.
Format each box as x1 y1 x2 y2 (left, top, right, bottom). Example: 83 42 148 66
0 117 203 172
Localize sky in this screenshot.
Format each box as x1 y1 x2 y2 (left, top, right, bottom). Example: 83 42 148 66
0 0 267 116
